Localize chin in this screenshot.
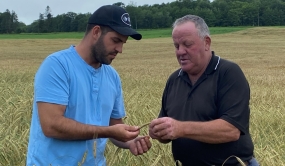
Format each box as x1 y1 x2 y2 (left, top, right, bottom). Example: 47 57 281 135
106 60 113 65
101 58 113 65
180 65 191 72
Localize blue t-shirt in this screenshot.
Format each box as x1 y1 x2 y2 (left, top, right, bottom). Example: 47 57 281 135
26 46 126 166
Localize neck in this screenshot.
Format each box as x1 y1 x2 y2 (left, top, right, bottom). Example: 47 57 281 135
76 40 101 68
188 51 212 85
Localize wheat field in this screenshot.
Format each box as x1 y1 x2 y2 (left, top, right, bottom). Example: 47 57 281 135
0 27 285 166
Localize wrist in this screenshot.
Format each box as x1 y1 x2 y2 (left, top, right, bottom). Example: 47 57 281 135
96 125 113 138
177 121 185 138
178 121 194 139
106 125 115 138
110 138 131 149
125 140 132 149
158 139 171 144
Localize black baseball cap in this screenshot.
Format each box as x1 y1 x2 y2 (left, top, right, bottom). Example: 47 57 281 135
88 5 142 40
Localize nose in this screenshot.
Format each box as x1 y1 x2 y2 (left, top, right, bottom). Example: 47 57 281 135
115 44 123 53
176 46 186 55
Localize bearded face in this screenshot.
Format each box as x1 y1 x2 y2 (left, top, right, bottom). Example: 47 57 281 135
90 29 125 66
90 35 111 65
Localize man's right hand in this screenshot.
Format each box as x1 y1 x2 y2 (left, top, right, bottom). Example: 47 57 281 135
109 124 140 142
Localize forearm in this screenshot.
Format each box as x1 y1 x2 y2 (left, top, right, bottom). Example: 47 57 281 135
110 138 130 149
43 116 113 140
180 119 240 144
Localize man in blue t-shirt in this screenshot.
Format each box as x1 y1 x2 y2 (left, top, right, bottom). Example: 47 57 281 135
26 5 151 166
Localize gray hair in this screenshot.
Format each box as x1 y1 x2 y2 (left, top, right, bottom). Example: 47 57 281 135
172 15 210 38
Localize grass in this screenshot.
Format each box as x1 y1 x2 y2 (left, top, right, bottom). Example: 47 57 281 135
0 27 285 165
0 26 255 39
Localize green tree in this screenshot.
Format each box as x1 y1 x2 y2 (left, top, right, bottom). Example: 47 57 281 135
44 6 53 32
1 9 12 33
113 2 125 8
5 0 285 33
125 2 139 29
38 13 45 32
75 13 90 32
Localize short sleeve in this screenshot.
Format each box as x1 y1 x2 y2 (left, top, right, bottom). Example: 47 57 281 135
218 63 250 135
110 74 125 119
158 79 170 118
34 56 69 105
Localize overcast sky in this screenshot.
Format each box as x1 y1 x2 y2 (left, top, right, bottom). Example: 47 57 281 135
0 0 176 25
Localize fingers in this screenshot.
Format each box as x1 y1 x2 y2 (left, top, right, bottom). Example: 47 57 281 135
150 117 170 131
126 125 140 132
149 127 159 139
139 136 151 153
149 117 174 140
144 136 152 149
135 140 143 155
132 136 152 155
126 130 140 141
149 118 165 128
150 122 168 136
124 125 140 141
132 145 138 156
112 124 140 142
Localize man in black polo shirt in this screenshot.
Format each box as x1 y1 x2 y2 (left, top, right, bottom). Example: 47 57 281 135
148 15 259 166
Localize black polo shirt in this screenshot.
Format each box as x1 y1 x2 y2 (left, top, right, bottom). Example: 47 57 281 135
159 52 254 165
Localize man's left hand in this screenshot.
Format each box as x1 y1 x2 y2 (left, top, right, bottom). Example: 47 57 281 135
129 136 152 156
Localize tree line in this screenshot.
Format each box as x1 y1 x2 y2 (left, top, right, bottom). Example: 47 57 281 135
1 0 285 34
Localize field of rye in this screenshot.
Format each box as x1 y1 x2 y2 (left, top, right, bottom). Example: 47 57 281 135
0 27 285 166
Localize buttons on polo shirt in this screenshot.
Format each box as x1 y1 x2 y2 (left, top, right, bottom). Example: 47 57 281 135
92 74 99 93
92 68 101 93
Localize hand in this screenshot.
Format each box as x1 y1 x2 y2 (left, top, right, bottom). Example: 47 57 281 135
129 136 152 156
110 124 140 142
149 117 181 140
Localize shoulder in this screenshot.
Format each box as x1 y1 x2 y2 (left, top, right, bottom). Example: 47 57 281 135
40 46 77 69
36 47 76 76
217 58 244 74
216 58 249 85
45 46 74 61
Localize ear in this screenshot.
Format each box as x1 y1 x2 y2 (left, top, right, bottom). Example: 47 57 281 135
204 36 211 51
91 25 102 41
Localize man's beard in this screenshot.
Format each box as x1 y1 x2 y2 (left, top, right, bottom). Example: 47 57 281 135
91 36 111 65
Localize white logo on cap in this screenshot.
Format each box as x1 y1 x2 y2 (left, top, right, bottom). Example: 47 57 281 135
121 13 131 26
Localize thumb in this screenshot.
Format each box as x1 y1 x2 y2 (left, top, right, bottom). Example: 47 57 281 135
126 125 139 132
